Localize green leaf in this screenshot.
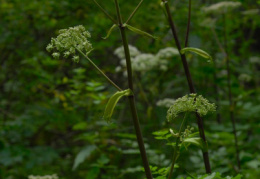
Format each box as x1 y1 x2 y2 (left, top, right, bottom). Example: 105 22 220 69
73 145 96 170
102 24 117 39
104 89 133 122
124 24 158 39
152 130 169 136
180 47 213 62
182 137 208 152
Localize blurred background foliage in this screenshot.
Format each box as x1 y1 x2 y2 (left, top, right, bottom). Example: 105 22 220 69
0 0 259 178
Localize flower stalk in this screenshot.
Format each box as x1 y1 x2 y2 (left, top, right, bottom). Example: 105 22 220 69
161 0 212 173
168 113 187 179
114 0 153 178
223 14 240 171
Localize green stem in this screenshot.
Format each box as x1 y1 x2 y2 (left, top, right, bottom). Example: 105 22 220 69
114 1 153 178
93 0 117 24
125 0 144 24
168 113 187 179
76 47 122 91
223 15 240 171
161 0 211 173
184 0 191 47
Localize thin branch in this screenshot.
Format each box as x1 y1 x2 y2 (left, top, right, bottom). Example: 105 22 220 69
168 113 188 179
184 0 191 47
76 48 122 91
93 0 117 24
125 0 144 24
223 14 240 171
211 27 226 55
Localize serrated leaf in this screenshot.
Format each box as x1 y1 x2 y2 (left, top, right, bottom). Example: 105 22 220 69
180 47 213 62
102 24 117 39
104 89 133 122
73 145 96 170
124 24 158 39
182 137 208 152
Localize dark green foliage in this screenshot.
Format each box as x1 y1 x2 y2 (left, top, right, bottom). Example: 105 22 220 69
0 0 259 178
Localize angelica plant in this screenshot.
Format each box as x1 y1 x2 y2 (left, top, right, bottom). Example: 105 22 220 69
46 25 121 91
47 0 156 177
153 94 216 179
160 0 213 173
166 94 216 179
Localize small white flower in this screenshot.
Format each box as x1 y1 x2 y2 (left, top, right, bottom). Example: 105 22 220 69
115 66 122 72
52 52 60 59
72 56 80 62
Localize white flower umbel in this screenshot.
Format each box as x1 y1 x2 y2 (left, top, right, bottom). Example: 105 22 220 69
166 94 216 121
132 53 157 71
156 98 175 108
249 56 260 64
114 45 140 59
46 25 92 62
238 74 252 82
28 174 59 179
202 1 241 14
156 47 179 59
114 45 174 73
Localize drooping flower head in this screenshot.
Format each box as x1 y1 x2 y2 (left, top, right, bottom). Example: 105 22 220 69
46 25 92 62
167 94 216 121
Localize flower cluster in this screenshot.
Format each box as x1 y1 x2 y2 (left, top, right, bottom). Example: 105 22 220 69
28 174 58 179
114 45 141 59
46 25 92 62
114 45 178 73
249 56 260 64
169 125 194 142
166 94 216 121
202 1 241 14
180 125 194 142
156 98 176 108
238 74 252 82
156 47 179 59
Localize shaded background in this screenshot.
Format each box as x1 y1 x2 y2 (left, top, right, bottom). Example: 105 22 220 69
0 0 259 178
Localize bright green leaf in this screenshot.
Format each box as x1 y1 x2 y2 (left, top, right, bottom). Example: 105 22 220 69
180 47 213 62
102 24 117 39
104 89 133 122
124 24 158 39
152 130 169 136
182 137 208 152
